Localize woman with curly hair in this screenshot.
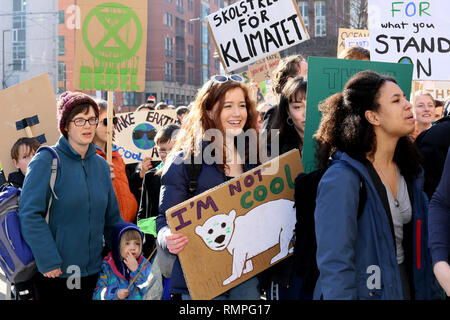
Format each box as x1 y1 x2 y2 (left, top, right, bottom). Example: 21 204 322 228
155 75 261 300
313 70 440 300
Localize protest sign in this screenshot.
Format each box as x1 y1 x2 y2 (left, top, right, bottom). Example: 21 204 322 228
345 36 370 50
302 57 413 173
166 149 303 300
0 74 60 177
207 0 309 72
414 80 450 101
337 28 370 57
248 52 281 83
74 0 148 91
113 109 177 164
368 0 450 80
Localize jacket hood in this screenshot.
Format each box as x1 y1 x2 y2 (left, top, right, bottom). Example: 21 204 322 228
110 222 144 281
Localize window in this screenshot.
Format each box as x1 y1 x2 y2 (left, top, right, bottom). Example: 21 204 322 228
165 62 173 81
187 22 193 34
165 37 173 57
13 0 26 12
58 36 65 56
187 0 193 12
188 67 194 84
314 1 326 37
202 47 209 66
58 10 65 24
187 45 194 62
177 0 184 13
123 92 138 106
297 1 309 31
164 12 172 27
202 25 209 44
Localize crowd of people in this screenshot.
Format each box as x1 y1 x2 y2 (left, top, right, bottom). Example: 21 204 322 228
2 45 449 301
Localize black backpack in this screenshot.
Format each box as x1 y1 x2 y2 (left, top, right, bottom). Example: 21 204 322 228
293 168 366 294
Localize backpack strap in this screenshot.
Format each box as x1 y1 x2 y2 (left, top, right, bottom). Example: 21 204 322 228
186 153 202 198
36 146 60 223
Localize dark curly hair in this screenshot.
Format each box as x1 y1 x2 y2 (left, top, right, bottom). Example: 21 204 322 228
314 70 421 182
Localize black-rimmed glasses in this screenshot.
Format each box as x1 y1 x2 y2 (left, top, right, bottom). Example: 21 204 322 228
70 117 98 127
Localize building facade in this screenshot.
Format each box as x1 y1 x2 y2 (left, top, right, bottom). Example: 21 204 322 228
1 0 58 91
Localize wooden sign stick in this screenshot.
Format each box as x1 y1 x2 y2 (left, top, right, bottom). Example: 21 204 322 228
106 91 114 164
127 247 157 291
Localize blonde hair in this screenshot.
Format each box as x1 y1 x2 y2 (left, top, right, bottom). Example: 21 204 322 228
338 46 370 60
119 230 142 252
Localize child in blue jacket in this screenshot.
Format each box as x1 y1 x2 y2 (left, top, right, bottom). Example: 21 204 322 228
93 223 152 300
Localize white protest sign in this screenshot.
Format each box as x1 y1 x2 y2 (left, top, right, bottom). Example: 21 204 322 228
113 110 177 164
368 0 450 80
345 37 370 50
207 0 309 72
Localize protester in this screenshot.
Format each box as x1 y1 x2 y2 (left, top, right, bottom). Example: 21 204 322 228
256 102 272 133
93 99 138 223
136 103 154 112
434 99 444 122
138 124 180 257
6 137 40 300
260 76 309 300
428 147 450 297
313 70 439 299
92 223 152 300
155 75 261 300
155 102 169 110
262 54 308 130
411 91 436 140
338 45 370 60
18 91 123 300
8 137 40 189
415 95 450 199
175 106 189 126
269 76 307 154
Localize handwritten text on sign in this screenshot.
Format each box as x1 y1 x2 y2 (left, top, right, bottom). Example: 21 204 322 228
207 0 309 72
368 0 450 80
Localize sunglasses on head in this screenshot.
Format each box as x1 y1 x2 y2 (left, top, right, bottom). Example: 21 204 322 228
207 74 244 90
102 117 118 126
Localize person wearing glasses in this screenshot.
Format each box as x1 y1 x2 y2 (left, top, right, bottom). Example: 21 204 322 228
156 74 261 300
93 99 138 223
18 91 123 300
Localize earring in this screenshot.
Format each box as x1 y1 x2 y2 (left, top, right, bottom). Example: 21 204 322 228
287 116 294 126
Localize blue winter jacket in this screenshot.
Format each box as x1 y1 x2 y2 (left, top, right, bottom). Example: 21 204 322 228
314 150 440 300
19 135 123 277
156 147 258 295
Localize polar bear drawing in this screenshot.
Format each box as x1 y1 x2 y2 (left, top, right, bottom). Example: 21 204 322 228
194 199 296 286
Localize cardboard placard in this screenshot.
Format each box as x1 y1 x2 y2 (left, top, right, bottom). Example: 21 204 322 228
207 0 309 72
337 28 370 57
74 0 148 91
0 74 60 177
248 52 281 83
368 0 450 80
344 36 370 50
113 109 177 164
302 57 414 173
414 80 450 101
166 150 303 300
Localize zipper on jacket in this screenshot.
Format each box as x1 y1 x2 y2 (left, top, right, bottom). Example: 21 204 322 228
81 159 91 274
416 219 422 270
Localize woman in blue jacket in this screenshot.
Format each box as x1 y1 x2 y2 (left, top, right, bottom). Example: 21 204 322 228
313 70 440 300
156 75 261 299
19 92 123 300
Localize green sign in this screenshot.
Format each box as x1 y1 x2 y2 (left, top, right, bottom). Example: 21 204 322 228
302 57 413 173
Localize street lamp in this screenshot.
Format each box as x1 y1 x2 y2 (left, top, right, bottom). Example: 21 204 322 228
2 29 11 89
